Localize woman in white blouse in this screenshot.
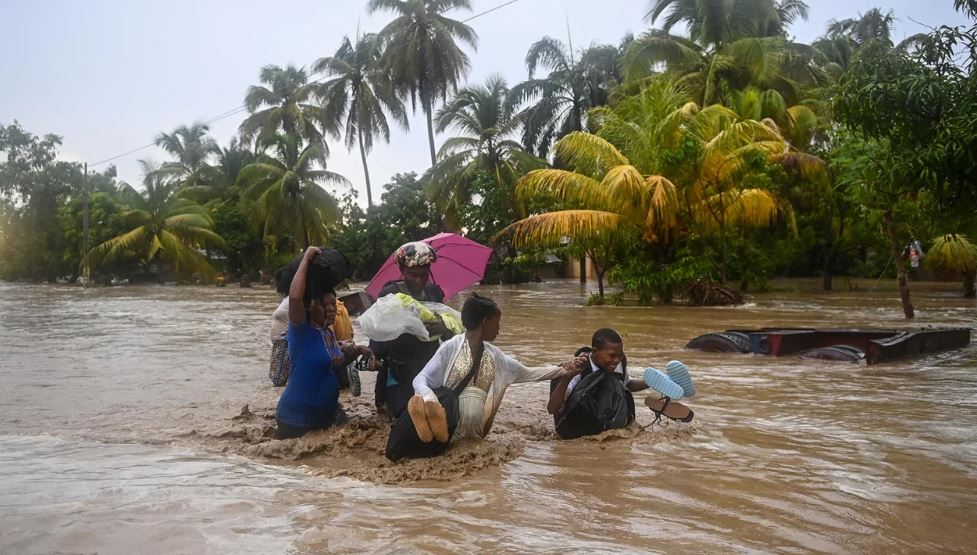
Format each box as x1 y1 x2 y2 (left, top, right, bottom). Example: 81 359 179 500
408 294 588 443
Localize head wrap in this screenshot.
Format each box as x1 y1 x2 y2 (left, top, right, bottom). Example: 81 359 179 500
395 241 437 268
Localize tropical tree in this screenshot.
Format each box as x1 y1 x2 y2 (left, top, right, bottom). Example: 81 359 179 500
508 38 621 157
212 138 256 193
426 74 543 230
624 30 827 108
368 0 478 166
237 134 347 248
88 161 225 278
645 0 807 49
927 234 977 297
154 122 218 199
499 82 813 298
315 33 408 207
826 8 895 46
239 65 325 148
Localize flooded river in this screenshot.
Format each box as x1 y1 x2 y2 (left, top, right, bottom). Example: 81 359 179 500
0 279 975 553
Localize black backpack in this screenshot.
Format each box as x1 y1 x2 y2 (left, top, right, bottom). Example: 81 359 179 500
553 347 635 439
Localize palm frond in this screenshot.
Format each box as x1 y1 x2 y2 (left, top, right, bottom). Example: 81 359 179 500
496 210 625 248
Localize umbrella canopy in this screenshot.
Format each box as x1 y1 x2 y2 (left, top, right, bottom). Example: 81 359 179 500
366 233 493 300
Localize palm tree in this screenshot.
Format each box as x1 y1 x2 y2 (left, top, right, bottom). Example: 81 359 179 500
425 74 543 230
508 38 621 157
314 33 408 207
213 138 256 192
89 161 225 277
646 0 804 49
825 8 895 46
368 0 478 166
237 134 347 248
500 83 818 295
625 30 826 108
239 65 325 149
154 122 218 193
926 234 977 297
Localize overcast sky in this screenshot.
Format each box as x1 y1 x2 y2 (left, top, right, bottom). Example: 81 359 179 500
1 0 970 204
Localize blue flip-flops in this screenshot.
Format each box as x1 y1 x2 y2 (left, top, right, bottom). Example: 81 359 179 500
643 368 684 400
665 360 696 398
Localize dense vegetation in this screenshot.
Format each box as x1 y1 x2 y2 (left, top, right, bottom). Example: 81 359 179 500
2 0 976 316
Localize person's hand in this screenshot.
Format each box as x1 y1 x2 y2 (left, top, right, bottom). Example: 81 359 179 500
561 354 588 375
423 314 449 337
339 341 358 356
303 246 321 260
573 353 590 370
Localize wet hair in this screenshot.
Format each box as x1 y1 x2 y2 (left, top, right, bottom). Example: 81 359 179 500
592 328 623 350
275 248 350 305
461 293 500 330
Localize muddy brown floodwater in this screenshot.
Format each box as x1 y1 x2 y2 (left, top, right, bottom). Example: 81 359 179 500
1 279 975 553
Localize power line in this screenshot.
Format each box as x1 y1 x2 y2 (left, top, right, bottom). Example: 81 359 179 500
89 0 525 169
461 0 522 23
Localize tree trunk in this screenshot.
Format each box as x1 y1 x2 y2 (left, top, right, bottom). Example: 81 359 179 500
596 270 605 301
425 106 437 167
579 256 586 284
883 212 915 319
719 224 729 285
964 270 976 298
358 129 373 207
823 205 846 292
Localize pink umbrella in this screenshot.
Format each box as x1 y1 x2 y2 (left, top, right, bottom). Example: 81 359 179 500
366 233 493 300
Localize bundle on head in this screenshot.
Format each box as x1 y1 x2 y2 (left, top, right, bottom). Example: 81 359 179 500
275 248 351 303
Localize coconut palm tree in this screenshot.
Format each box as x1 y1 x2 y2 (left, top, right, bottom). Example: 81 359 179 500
239 65 325 149
213 138 256 192
154 122 218 193
314 33 408 207
926 234 977 297
237 134 347 248
624 30 826 108
368 0 478 166
646 0 806 49
826 8 895 46
508 38 622 157
425 74 543 230
500 83 819 294
88 161 225 277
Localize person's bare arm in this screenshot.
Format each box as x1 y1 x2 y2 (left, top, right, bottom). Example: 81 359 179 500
288 247 319 324
547 375 575 414
626 379 649 392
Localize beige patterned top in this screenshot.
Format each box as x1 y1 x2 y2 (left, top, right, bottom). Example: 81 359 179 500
445 339 495 393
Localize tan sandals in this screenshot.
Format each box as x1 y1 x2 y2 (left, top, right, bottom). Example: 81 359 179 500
407 395 449 443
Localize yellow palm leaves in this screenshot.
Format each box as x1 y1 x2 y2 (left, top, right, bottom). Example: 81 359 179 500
500 135 681 247
927 234 977 275
500 84 820 255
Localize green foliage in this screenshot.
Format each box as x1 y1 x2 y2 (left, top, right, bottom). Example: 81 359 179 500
209 198 264 277
609 244 716 304
59 192 127 277
332 172 440 279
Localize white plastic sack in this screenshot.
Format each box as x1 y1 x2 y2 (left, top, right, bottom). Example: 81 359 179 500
358 295 430 342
